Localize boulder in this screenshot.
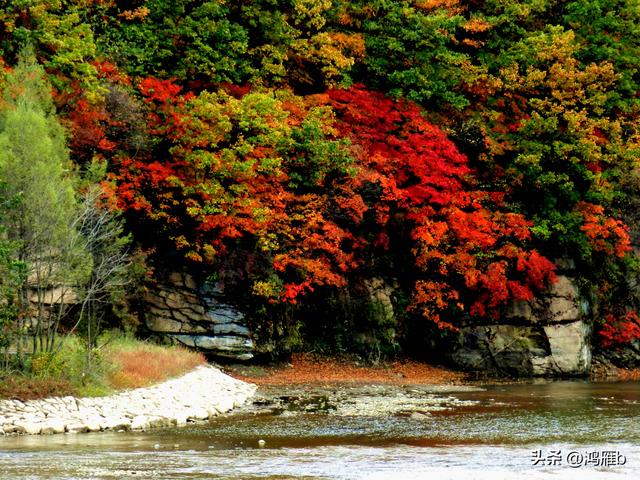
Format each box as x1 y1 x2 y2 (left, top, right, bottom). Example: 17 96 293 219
450 273 592 376
40 419 66 435
130 415 149 430
541 321 591 374
13 421 43 435
362 277 396 325
452 320 591 376
451 325 548 376
211 323 251 336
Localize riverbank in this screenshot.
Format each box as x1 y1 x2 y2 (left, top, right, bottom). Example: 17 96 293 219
223 353 477 418
5 351 638 437
0 365 256 435
0 335 207 400
224 353 640 419
224 352 640 386
2 379 638 480
221 352 640 420
226 353 465 386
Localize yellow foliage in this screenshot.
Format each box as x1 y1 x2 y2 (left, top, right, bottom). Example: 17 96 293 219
463 17 493 34
118 7 151 21
413 0 463 15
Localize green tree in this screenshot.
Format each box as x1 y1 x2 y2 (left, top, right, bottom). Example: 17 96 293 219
0 50 91 357
89 0 251 82
0 182 26 369
335 0 481 109
0 0 101 97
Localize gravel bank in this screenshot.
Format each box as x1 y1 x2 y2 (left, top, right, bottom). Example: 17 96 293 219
0 365 256 435
237 383 485 419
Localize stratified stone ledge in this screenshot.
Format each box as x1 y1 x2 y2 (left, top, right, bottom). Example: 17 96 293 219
0 365 256 436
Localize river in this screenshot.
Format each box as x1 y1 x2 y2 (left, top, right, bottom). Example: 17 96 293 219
0 380 638 479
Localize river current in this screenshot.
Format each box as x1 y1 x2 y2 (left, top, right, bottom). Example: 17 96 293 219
0 380 638 479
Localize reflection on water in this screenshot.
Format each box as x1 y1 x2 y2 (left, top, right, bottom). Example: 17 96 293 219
0 380 638 479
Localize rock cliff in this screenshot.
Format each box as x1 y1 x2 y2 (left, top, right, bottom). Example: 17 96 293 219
143 272 254 360
450 269 592 376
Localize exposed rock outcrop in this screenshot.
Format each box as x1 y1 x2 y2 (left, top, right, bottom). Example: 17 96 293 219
596 341 640 370
144 272 254 360
450 271 592 376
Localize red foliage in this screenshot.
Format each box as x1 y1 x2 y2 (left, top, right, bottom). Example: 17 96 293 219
93 59 131 86
114 80 363 297
577 202 631 258
327 85 557 327
220 82 252 99
113 82 556 328
66 97 116 154
138 77 185 104
599 311 640 348
55 82 115 163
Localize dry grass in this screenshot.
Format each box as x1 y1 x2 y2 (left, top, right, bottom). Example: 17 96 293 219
0 336 207 400
0 375 77 401
105 341 206 390
230 352 464 386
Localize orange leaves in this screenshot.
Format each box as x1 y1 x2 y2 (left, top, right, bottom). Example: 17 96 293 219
281 282 314 304
462 17 492 34
516 251 557 290
93 60 131 86
114 82 367 300
60 92 115 163
271 193 362 301
447 207 498 249
413 0 462 14
327 32 366 59
117 7 151 21
411 280 460 331
327 85 557 328
578 202 631 258
468 262 542 318
411 217 449 252
114 82 557 324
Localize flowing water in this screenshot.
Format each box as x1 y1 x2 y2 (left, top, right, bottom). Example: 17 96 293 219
0 380 638 479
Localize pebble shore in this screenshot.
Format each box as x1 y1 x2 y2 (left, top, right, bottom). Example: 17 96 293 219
0 365 256 435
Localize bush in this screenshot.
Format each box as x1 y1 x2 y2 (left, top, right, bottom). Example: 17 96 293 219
0 332 206 400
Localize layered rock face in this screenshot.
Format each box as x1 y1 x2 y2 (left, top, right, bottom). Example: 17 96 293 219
450 271 592 376
144 272 254 360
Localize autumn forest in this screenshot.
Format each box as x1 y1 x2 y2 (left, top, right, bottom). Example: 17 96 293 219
1 0 639 367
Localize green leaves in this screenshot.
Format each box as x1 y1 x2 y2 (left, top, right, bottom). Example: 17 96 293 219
0 50 96 355
0 181 26 353
0 1 101 97
91 1 250 82
353 0 472 108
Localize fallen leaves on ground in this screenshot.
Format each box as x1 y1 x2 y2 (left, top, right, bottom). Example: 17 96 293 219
229 353 464 386
618 368 640 381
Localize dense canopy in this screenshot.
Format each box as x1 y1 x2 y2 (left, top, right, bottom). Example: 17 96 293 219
1 0 639 354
